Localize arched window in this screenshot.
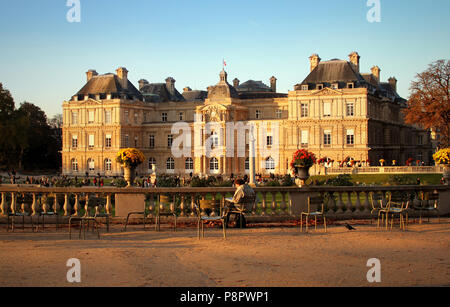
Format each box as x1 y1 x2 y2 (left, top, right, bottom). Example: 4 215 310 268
71 159 78 172
148 157 156 170
185 157 194 170
166 157 175 170
210 157 219 171
265 157 275 170
104 159 112 172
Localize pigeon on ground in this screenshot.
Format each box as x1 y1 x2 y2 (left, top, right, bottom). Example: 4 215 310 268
345 223 356 231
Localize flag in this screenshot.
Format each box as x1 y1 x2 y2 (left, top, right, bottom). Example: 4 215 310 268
223 59 227 67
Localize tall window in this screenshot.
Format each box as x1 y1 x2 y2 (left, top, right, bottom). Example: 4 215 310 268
276 109 282 119
105 110 111 124
211 131 219 148
179 112 184 121
105 134 112 148
346 129 355 145
71 159 78 172
323 130 332 146
267 135 273 147
104 159 112 172
134 112 138 124
245 158 250 171
87 159 95 172
166 157 175 170
149 135 155 149
162 112 168 122
134 136 138 147
148 157 156 170
346 102 355 117
72 135 78 148
71 111 78 125
301 103 309 117
122 134 129 147
124 110 129 124
185 157 194 171
256 110 262 119
210 157 219 171
88 134 95 149
323 102 331 117
88 110 95 124
301 130 309 147
265 157 275 170
167 134 173 148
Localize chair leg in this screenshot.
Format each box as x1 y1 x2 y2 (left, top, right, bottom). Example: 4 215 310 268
223 219 226 239
300 214 303 232
306 216 309 233
323 216 327 233
315 216 317 231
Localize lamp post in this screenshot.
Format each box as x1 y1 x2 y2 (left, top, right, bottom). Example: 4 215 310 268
249 124 257 187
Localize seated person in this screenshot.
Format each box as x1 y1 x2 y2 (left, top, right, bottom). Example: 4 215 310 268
225 179 256 227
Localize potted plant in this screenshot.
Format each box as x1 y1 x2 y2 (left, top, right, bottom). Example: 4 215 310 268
379 159 386 167
116 148 145 187
406 158 414 166
290 149 316 182
433 148 450 184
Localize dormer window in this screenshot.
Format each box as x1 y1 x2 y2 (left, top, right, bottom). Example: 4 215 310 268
77 94 84 101
99 93 107 100
347 82 354 89
331 83 339 90
301 85 309 91
317 84 324 90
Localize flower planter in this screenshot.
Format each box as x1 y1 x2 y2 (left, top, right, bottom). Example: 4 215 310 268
123 166 136 187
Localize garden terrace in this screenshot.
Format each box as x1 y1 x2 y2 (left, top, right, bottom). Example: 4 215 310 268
0 185 449 224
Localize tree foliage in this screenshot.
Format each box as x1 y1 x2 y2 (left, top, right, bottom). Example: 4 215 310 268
0 83 61 171
404 60 450 148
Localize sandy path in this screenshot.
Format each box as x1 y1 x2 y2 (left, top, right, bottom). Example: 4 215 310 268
0 220 449 287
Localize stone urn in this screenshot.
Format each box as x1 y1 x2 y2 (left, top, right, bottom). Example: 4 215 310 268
123 166 136 187
294 165 311 187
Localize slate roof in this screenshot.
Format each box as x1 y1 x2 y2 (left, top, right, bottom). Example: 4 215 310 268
140 83 185 103
237 80 272 92
296 59 405 103
182 90 208 102
75 74 142 99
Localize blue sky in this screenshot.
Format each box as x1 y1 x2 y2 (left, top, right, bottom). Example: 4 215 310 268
0 0 449 117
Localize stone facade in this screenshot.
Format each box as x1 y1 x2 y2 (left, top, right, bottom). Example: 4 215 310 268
62 52 432 177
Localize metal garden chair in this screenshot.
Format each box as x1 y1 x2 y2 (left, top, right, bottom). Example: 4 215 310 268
300 195 327 233
195 199 226 239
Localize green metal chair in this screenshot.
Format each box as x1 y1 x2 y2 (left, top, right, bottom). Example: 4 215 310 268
412 192 440 224
225 195 257 229
300 195 327 233
369 192 386 227
379 192 410 231
196 199 226 239
155 195 177 232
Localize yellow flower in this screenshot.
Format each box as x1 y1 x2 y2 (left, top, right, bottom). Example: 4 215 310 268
433 148 450 166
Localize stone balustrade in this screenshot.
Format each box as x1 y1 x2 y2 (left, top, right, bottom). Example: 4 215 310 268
0 185 449 223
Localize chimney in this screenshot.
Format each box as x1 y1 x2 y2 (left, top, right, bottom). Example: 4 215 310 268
165 77 176 96
371 66 381 83
233 78 240 88
183 87 192 92
388 77 398 92
86 69 98 82
116 67 129 89
348 52 361 72
309 54 321 72
138 79 149 91
270 76 277 92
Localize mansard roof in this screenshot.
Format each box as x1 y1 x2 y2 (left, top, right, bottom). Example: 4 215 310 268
299 60 365 86
75 74 142 98
237 80 272 92
140 83 185 103
182 90 208 102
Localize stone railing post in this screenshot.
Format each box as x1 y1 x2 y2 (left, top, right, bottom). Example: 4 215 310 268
63 194 71 216
0 192 7 216
10 192 17 214
106 194 112 215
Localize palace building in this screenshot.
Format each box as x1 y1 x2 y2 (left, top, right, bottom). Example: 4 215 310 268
61 52 432 177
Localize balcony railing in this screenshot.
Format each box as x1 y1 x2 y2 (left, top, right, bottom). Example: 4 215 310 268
0 185 448 222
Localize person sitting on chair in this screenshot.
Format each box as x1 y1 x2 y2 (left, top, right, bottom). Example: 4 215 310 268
225 179 256 228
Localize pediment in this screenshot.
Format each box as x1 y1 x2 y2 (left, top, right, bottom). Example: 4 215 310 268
313 87 342 96
76 98 102 106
